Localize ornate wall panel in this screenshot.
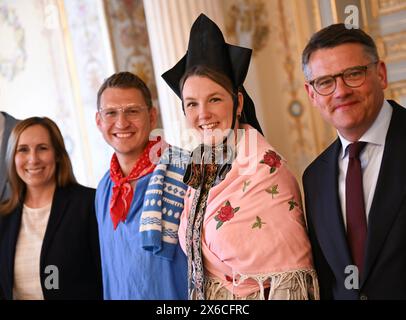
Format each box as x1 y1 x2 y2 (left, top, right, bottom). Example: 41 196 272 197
104 0 159 109
363 0 406 109
380 31 406 62
372 0 406 16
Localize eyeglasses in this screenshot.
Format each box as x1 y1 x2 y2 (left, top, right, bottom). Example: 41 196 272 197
99 105 149 123
309 61 378 96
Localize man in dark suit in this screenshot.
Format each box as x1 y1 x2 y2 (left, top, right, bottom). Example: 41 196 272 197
0 111 19 201
302 23 406 299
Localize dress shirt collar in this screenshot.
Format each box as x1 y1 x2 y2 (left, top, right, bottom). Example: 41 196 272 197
338 100 393 159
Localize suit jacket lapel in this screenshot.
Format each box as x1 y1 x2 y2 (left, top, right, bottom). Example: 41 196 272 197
0 113 17 199
40 186 69 265
0 114 9 183
362 101 406 285
315 139 353 275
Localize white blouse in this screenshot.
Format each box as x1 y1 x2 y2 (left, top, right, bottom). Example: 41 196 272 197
13 203 52 300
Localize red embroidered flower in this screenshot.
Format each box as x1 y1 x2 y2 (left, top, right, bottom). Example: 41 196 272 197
260 150 282 174
218 205 234 222
214 201 240 230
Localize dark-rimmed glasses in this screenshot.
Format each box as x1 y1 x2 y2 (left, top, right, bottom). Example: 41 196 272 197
309 61 378 96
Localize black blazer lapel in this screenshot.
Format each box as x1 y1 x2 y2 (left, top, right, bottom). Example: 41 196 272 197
362 101 406 285
312 139 354 275
40 186 70 266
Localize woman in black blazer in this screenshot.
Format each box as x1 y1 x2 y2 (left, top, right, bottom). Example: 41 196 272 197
0 117 102 300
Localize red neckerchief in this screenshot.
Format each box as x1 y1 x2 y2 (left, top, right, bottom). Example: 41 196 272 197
109 138 161 230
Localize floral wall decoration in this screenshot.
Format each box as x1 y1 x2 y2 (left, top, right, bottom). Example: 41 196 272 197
0 5 26 81
225 0 270 55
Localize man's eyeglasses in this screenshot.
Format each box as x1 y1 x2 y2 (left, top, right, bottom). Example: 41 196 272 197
309 61 378 96
99 105 149 123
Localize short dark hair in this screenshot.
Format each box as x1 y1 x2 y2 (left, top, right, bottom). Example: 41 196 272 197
97 72 153 109
302 23 379 80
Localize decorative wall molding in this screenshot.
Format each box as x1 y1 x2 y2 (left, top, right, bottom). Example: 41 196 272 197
380 31 406 62
388 80 406 101
278 0 314 171
364 0 406 106
375 0 406 16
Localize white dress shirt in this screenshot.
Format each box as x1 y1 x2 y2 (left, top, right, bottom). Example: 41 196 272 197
338 100 393 228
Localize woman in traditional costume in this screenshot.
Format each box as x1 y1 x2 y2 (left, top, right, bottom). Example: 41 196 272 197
162 14 319 300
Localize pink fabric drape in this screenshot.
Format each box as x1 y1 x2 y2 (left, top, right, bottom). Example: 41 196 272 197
179 125 315 298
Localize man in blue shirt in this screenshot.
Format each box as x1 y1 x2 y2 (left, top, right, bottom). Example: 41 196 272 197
95 72 188 299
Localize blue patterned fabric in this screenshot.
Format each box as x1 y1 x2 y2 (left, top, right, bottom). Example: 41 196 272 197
140 146 190 260
95 146 189 299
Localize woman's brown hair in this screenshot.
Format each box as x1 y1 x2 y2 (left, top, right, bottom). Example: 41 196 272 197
179 65 238 111
0 117 77 215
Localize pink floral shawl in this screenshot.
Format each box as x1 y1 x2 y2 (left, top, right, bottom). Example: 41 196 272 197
179 125 318 298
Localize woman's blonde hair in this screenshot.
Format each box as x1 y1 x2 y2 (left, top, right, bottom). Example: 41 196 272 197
0 117 77 215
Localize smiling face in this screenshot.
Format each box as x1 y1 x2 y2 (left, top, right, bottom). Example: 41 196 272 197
305 43 388 141
182 75 242 145
14 125 57 193
96 87 157 164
